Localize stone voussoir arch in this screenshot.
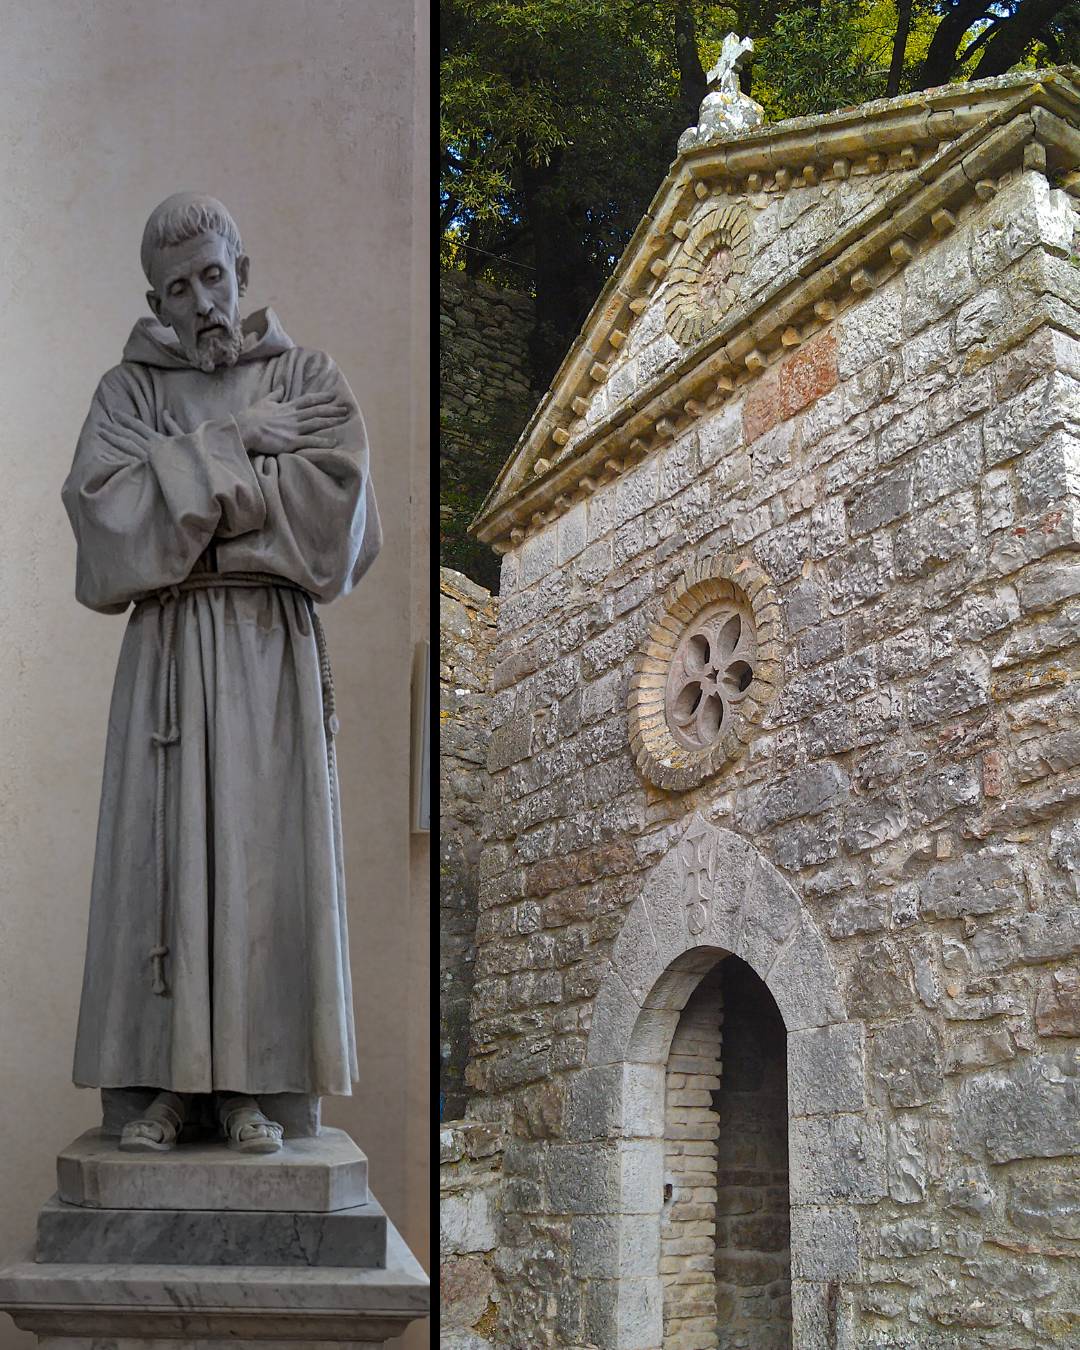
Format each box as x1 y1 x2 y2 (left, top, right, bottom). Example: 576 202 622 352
567 812 870 1350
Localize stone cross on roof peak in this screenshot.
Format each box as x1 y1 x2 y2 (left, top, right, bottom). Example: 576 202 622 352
679 33 763 151
707 33 754 96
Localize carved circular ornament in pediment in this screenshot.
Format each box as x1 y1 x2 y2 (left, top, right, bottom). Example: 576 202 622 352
665 203 751 346
628 555 781 792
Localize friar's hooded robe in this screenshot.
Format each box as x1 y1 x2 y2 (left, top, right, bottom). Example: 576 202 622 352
62 308 380 1097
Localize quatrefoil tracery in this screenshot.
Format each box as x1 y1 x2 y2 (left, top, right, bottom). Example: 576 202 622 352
628 558 781 792
665 604 756 752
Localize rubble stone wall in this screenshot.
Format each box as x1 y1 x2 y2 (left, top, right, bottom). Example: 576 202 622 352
440 271 538 589
440 567 498 1120
440 270 536 438
466 165 1080 1348
440 1120 504 1350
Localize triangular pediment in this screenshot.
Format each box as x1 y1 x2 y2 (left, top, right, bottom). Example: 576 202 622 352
471 67 1080 550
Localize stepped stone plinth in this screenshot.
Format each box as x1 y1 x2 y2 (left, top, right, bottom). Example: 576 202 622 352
0 1223 427 1347
56 1127 367 1212
0 1127 428 1348
35 1192 387 1268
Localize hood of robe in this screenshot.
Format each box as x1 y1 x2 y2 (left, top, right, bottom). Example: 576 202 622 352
122 307 295 369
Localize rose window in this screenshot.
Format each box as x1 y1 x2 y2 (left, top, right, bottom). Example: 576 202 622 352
665 602 756 752
664 203 750 347
628 558 780 792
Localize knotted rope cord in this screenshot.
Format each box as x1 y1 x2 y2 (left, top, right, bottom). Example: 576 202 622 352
140 570 335 996
310 608 339 820
149 597 180 995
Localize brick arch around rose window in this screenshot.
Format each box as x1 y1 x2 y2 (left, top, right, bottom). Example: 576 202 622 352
571 812 868 1350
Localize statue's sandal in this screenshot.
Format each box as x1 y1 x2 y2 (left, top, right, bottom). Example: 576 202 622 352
219 1096 284 1155
118 1091 186 1153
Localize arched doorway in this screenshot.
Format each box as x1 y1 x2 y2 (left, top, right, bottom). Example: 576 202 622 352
661 961 725 1349
658 954 790 1350
576 814 866 1350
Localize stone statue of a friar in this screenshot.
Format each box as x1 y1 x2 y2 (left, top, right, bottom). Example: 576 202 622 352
62 193 381 1154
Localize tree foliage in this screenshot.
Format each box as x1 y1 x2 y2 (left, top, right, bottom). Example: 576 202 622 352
753 2 887 119
443 0 691 380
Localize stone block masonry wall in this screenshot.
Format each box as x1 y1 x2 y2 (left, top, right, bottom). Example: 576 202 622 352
714 959 790 1350
663 965 723 1350
469 165 1080 1347
440 271 539 590
440 567 498 1120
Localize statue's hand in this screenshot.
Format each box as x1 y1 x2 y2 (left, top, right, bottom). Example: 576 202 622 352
234 386 351 455
99 410 171 461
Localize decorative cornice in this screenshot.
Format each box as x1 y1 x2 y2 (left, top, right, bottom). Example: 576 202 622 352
471 69 1080 551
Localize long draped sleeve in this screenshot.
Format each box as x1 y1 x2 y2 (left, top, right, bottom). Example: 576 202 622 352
215 350 382 603
62 368 266 614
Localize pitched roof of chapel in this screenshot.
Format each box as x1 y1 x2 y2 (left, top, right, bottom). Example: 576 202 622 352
470 66 1080 551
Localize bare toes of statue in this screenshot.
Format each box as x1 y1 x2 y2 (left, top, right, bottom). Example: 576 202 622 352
118 1090 187 1153
219 1095 284 1154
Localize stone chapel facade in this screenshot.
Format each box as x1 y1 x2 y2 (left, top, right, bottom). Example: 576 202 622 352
446 68 1080 1350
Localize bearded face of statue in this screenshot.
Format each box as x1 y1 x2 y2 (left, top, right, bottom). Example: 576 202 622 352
146 231 250 372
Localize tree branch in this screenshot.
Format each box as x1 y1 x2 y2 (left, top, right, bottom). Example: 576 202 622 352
972 0 1073 76
440 195 462 236
1039 24 1062 59
912 0 997 89
956 13 1008 65
886 0 914 95
674 0 709 136
442 146 466 173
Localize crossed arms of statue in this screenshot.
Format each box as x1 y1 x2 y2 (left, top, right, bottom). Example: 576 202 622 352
62 353 381 614
98 388 351 461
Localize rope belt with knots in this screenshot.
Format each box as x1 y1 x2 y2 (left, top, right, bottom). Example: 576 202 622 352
135 571 338 996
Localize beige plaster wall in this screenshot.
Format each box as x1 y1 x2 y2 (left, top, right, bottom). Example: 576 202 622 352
0 3 429 1346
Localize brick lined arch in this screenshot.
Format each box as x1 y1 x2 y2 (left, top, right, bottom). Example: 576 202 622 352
571 814 867 1350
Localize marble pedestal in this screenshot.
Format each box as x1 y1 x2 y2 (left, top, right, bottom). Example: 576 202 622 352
36 1193 388 1267
0 1224 427 1347
57 1128 368 1211
0 1129 429 1348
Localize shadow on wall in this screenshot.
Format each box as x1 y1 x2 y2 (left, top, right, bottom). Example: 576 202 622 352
712 955 792 1350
